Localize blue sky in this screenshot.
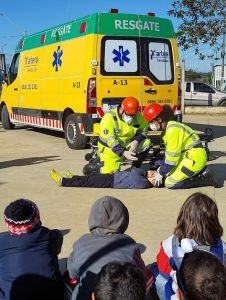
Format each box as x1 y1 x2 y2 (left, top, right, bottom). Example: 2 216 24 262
0 0 215 72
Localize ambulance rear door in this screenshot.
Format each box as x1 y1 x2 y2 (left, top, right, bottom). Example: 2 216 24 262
98 35 142 114
96 13 143 115
140 37 177 109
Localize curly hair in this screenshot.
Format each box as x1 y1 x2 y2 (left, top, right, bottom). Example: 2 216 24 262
174 193 223 245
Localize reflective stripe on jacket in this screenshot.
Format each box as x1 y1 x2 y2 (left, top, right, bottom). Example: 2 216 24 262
98 107 148 151
162 121 202 166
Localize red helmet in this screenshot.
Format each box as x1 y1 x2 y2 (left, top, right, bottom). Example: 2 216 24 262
121 97 139 115
143 104 163 123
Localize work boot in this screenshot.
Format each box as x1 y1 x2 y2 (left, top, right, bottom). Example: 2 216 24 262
180 165 223 189
66 170 73 178
50 169 62 187
200 165 224 188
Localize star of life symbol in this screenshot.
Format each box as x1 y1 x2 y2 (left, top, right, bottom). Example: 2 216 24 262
112 46 130 66
52 46 63 71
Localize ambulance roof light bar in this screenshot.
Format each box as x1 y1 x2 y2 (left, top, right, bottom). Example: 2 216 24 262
148 12 155 16
109 9 119 13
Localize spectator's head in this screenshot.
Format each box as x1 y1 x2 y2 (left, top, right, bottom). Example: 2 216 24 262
4 199 41 235
88 196 129 235
176 250 226 300
174 192 223 245
92 262 146 300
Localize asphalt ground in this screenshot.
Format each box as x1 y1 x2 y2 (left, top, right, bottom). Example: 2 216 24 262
1 114 226 271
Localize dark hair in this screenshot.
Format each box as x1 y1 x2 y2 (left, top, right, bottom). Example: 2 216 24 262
160 105 175 122
174 193 223 245
177 250 226 300
93 262 146 300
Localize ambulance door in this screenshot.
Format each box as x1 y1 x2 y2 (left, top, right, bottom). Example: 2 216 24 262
97 36 142 114
19 49 41 111
4 53 21 111
41 43 60 114
140 38 176 110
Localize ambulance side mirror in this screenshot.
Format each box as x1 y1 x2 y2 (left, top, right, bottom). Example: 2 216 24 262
0 69 6 82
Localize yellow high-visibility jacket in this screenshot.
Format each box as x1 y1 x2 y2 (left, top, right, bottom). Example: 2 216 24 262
98 107 148 156
162 121 203 168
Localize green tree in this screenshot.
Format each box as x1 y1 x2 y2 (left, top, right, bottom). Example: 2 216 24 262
168 0 225 60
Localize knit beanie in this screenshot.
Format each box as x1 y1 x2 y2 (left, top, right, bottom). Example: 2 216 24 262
4 199 41 235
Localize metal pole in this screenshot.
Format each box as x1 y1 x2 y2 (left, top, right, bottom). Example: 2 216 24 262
221 15 225 87
181 59 185 115
211 63 215 87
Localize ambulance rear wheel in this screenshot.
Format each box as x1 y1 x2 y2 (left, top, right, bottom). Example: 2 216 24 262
65 114 87 149
1 105 15 129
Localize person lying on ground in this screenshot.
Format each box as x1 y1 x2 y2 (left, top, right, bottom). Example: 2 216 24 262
51 168 155 189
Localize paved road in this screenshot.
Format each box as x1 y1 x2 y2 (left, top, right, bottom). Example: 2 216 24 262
1 115 226 270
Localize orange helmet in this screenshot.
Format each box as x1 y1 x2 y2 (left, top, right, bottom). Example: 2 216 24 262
143 104 163 123
121 97 139 115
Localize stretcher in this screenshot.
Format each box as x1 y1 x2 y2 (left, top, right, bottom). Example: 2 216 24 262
83 128 213 175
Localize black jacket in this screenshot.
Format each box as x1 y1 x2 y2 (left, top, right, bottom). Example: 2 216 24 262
0 227 64 300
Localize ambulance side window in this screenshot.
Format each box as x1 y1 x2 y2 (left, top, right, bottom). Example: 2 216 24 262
148 42 172 81
9 53 20 84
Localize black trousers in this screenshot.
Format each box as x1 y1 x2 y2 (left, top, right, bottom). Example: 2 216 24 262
62 174 114 188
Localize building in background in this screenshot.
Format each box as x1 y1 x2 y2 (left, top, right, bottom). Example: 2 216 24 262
213 65 226 90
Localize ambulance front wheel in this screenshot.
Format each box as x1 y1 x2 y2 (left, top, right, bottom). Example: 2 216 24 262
65 114 87 149
1 105 15 130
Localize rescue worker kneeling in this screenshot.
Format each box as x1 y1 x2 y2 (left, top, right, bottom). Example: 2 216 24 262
143 104 223 189
98 97 150 174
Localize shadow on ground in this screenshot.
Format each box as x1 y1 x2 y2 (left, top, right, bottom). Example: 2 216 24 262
61 229 70 236
27 127 65 139
209 151 226 161
0 156 61 169
211 163 226 181
1 124 91 149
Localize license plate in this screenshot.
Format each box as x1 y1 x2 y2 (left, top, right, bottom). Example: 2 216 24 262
102 103 118 113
